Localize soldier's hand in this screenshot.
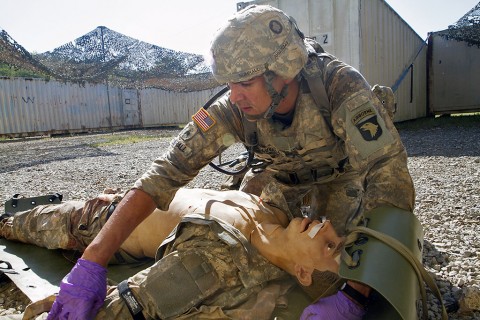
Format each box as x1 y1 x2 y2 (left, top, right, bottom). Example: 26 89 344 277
47 258 107 320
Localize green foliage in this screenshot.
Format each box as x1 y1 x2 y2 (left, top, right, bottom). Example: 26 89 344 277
89 133 174 147
0 62 49 79
89 135 157 147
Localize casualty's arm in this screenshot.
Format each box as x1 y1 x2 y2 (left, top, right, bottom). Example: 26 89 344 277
48 189 156 320
84 96 241 262
82 188 156 266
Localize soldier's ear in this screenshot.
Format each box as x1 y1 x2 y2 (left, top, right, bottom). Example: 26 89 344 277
294 264 313 286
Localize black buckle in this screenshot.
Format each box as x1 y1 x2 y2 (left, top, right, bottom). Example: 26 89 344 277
285 169 320 185
118 280 145 320
0 260 18 275
106 203 116 219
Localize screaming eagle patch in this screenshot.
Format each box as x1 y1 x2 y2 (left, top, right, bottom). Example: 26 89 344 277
351 107 383 141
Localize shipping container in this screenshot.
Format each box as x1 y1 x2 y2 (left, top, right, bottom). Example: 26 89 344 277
140 88 216 127
1 0 431 137
238 0 428 121
0 77 221 138
428 31 480 114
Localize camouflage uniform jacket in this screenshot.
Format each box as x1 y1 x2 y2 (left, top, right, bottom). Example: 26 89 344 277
105 214 292 319
157 213 289 291
134 53 414 217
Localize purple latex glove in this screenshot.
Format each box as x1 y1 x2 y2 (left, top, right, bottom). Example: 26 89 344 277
300 291 366 320
47 258 107 320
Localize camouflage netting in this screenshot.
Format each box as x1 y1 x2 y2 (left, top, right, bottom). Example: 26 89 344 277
0 26 219 92
0 29 52 78
438 2 480 48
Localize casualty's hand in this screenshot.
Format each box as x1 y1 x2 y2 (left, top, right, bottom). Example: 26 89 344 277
300 290 366 320
47 258 107 320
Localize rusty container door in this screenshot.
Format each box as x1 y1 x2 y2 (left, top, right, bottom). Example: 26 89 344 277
122 89 141 127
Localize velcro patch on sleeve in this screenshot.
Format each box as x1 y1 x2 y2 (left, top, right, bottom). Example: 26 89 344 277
192 108 216 132
351 107 383 141
170 137 192 157
346 101 394 159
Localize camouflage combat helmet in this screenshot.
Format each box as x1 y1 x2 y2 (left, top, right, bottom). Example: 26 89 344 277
209 4 308 84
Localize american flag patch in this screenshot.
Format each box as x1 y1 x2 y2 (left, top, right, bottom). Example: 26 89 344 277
192 108 216 132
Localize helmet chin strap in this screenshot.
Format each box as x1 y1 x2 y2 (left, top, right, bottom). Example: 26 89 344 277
244 72 288 121
263 71 288 119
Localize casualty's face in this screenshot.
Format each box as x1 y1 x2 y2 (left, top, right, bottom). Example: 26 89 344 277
228 75 286 116
286 218 344 273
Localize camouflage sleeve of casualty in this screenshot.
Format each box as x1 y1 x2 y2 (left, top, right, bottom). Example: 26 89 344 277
324 56 415 212
133 95 244 210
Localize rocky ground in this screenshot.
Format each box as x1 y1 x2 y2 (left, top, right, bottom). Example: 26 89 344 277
0 115 479 319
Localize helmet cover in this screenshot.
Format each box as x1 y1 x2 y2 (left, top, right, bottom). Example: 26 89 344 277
209 5 308 83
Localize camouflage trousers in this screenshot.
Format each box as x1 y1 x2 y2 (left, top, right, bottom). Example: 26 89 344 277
0 196 137 264
96 220 292 319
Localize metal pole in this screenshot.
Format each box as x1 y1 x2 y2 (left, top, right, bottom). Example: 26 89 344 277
100 26 113 131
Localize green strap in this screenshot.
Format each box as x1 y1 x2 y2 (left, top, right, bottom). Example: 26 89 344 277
342 226 448 320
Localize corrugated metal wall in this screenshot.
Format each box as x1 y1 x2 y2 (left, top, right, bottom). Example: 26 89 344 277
0 78 121 136
1 0 432 137
140 88 220 127
359 0 427 121
242 0 427 122
0 77 222 137
428 33 480 114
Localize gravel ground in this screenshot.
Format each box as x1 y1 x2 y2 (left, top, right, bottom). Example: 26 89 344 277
0 115 479 319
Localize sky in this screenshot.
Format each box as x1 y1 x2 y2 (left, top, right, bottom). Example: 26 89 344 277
1 0 479 55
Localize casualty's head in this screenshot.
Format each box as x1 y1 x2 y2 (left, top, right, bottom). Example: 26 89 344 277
208 5 308 119
283 217 345 300
283 217 344 286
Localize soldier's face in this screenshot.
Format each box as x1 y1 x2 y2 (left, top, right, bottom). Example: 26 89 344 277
228 75 287 116
286 218 344 273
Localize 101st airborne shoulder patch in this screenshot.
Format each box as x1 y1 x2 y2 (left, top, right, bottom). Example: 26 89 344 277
192 108 216 132
351 107 383 141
